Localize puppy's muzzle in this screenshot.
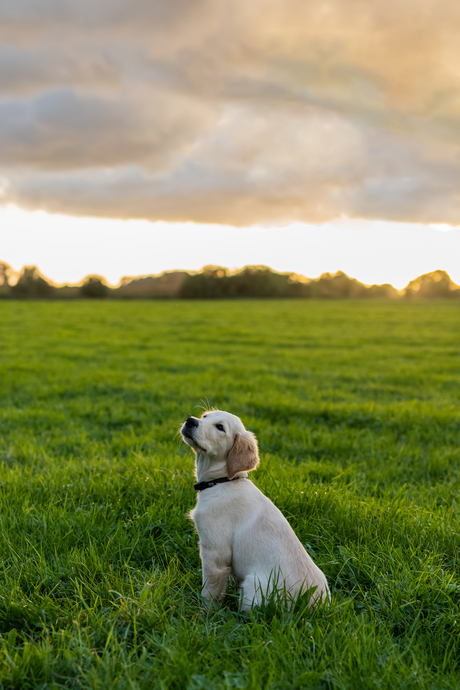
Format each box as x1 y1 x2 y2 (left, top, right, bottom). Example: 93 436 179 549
182 417 198 440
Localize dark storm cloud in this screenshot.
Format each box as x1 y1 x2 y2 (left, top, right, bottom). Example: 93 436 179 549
1 0 460 225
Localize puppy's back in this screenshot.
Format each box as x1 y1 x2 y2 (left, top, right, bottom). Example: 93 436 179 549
230 481 330 603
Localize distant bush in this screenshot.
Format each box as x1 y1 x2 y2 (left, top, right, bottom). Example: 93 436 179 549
114 271 188 298
179 265 310 299
10 266 55 298
229 266 310 298
309 271 366 298
80 276 109 298
364 283 400 299
404 270 460 299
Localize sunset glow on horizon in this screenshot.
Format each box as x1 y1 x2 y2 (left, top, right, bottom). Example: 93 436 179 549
1 205 460 291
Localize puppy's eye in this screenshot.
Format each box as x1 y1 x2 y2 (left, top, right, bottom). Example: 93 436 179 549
215 424 225 432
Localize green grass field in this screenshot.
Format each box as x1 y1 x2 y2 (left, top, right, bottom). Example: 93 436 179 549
0 300 459 689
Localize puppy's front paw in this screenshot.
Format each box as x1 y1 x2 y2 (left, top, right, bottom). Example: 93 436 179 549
199 592 222 611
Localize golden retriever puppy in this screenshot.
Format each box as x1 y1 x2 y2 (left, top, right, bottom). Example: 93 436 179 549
181 409 330 611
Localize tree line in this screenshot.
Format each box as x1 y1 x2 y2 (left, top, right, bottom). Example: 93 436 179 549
0 262 459 300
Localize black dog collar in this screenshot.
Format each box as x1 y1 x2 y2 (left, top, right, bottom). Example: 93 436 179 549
194 475 246 492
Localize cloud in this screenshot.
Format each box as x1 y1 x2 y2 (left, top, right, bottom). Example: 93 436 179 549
0 87 218 170
1 0 460 225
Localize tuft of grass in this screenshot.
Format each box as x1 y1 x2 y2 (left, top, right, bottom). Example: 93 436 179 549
0 299 459 688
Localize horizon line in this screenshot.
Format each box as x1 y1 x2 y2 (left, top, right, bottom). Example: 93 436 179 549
2 261 458 293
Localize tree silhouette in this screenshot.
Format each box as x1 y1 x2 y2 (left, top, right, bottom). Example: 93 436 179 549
0 262 13 287
10 266 54 298
179 265 311 298
404 270 459 299
80 275 109 298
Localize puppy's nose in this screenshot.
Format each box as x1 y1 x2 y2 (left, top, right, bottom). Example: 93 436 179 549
185 417 199 428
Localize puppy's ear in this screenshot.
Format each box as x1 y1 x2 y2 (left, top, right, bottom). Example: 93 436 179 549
227 431 259 479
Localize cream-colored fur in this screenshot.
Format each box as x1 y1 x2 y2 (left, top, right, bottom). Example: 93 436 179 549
181 410 330 611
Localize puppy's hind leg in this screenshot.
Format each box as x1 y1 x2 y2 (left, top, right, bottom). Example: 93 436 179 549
239 574 267 612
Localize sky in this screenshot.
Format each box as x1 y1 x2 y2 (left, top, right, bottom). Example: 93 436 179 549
1 0 460 286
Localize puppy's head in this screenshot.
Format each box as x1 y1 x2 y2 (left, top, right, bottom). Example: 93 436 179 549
181 410 259 478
